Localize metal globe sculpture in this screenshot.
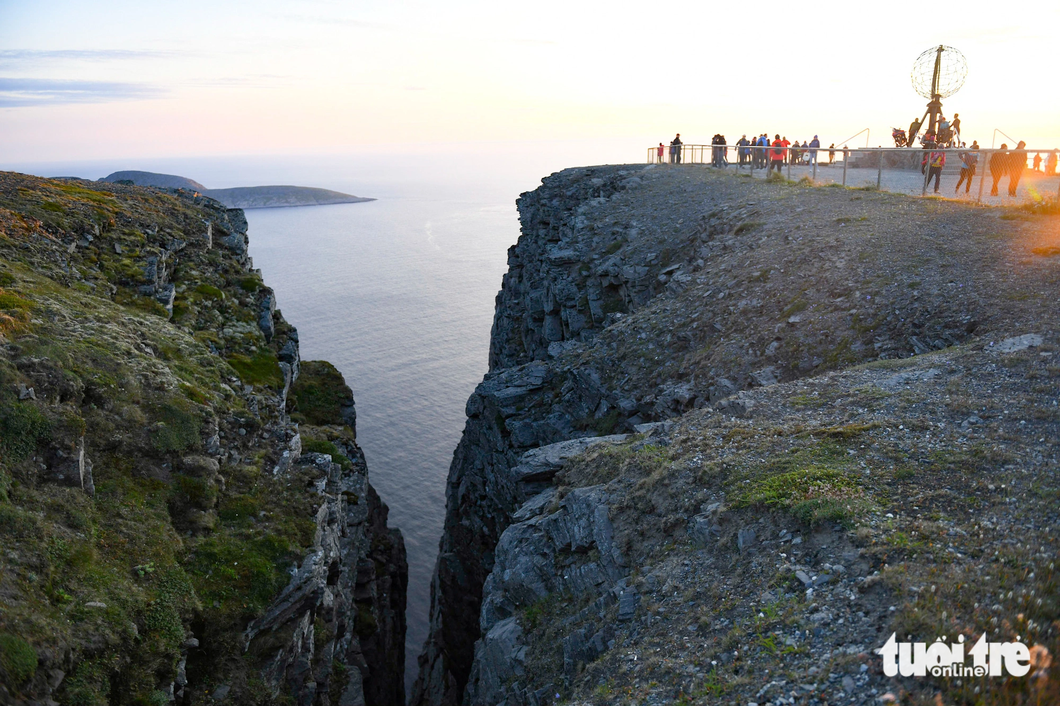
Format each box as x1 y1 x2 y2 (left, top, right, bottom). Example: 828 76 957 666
911 45 968 99
906 45 968 146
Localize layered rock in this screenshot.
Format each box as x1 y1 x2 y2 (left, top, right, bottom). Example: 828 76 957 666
0 173 404 706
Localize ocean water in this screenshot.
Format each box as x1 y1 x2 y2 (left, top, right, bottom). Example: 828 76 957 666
245 181 515 686
6 140 641 689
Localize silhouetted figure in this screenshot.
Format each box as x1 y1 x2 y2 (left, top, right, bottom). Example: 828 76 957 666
736 135 750 165
955 141 978 194
1008 141 1027 196
828 144 835 164
951 113 961 139
1047 150 1059 176
990 144 1009 196
908 117 922 146
670 133 683 164
1033 152 1042 172
808 135 820 165
711 134 727 167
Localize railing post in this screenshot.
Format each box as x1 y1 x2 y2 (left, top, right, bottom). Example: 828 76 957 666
842 148 848 186
750 147 755 178
812 151 817 181
876 149 883 190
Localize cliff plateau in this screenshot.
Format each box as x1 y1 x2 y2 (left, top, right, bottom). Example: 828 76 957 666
414 165 1060 705
0 173 405 706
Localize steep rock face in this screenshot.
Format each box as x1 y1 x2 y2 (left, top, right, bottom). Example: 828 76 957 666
413 167 662 705
415 164 1060 705
239 449 406 706
0 174 405 706
489 167 652 370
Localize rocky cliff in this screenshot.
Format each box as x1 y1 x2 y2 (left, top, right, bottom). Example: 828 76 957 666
0 173 405 706
414 165 1060 705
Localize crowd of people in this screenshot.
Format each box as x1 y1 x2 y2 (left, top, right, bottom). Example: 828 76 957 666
655 130 1060 198
657 133 834 168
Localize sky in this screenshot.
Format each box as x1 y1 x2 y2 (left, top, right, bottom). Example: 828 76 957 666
1 0 1059 166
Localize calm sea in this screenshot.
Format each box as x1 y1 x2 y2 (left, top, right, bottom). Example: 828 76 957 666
9 140 640 689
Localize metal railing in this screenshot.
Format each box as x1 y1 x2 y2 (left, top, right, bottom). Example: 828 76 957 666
646 143 1060 204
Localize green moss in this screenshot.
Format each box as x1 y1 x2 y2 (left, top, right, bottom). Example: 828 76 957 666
193 283 224 300
187 532 299 618
228 349 283 389
287 360 351 425
0 291 32 310
734 466 870 526
149 400 201 453
0 633 38 685
301 439 353 471
113 289 169 318
173 475 216 509
60 655 113 706
0 400 51 462
0 502 44 538
218 494 261 524
239 275 263 293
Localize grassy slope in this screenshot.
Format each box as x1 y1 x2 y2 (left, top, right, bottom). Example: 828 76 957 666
0 173 333 705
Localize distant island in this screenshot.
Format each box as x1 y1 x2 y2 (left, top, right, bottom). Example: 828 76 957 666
99 170 375 209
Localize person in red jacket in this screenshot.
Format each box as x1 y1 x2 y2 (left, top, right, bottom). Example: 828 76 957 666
770 135 785 173
927 149 945 193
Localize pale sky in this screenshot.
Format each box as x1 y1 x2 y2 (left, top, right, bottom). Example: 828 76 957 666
2 0 1059 164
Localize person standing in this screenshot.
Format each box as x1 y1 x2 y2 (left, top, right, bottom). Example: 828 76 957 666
955 141 978 194
657 143 665 163
951 113 961 139
1033 152 1042 172
927 148 945 193
1047 149 1059 176
989 144 1009 196
908 117 922 146
736 135 749 165
1008 140 1027 196
828 143 836 165
770 134 785 173
808 135 820 165
671 134 683 164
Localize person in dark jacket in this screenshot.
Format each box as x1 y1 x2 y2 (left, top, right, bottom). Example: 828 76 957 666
808 135 820 165
908 117 922 146
989 144 1009 196
736 135 750 165
955 141 978 194
1007 141 1027 196
670 134 683 164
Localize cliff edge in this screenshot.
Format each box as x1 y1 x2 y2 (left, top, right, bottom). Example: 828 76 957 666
0 173 404 706
413 165 1060 705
